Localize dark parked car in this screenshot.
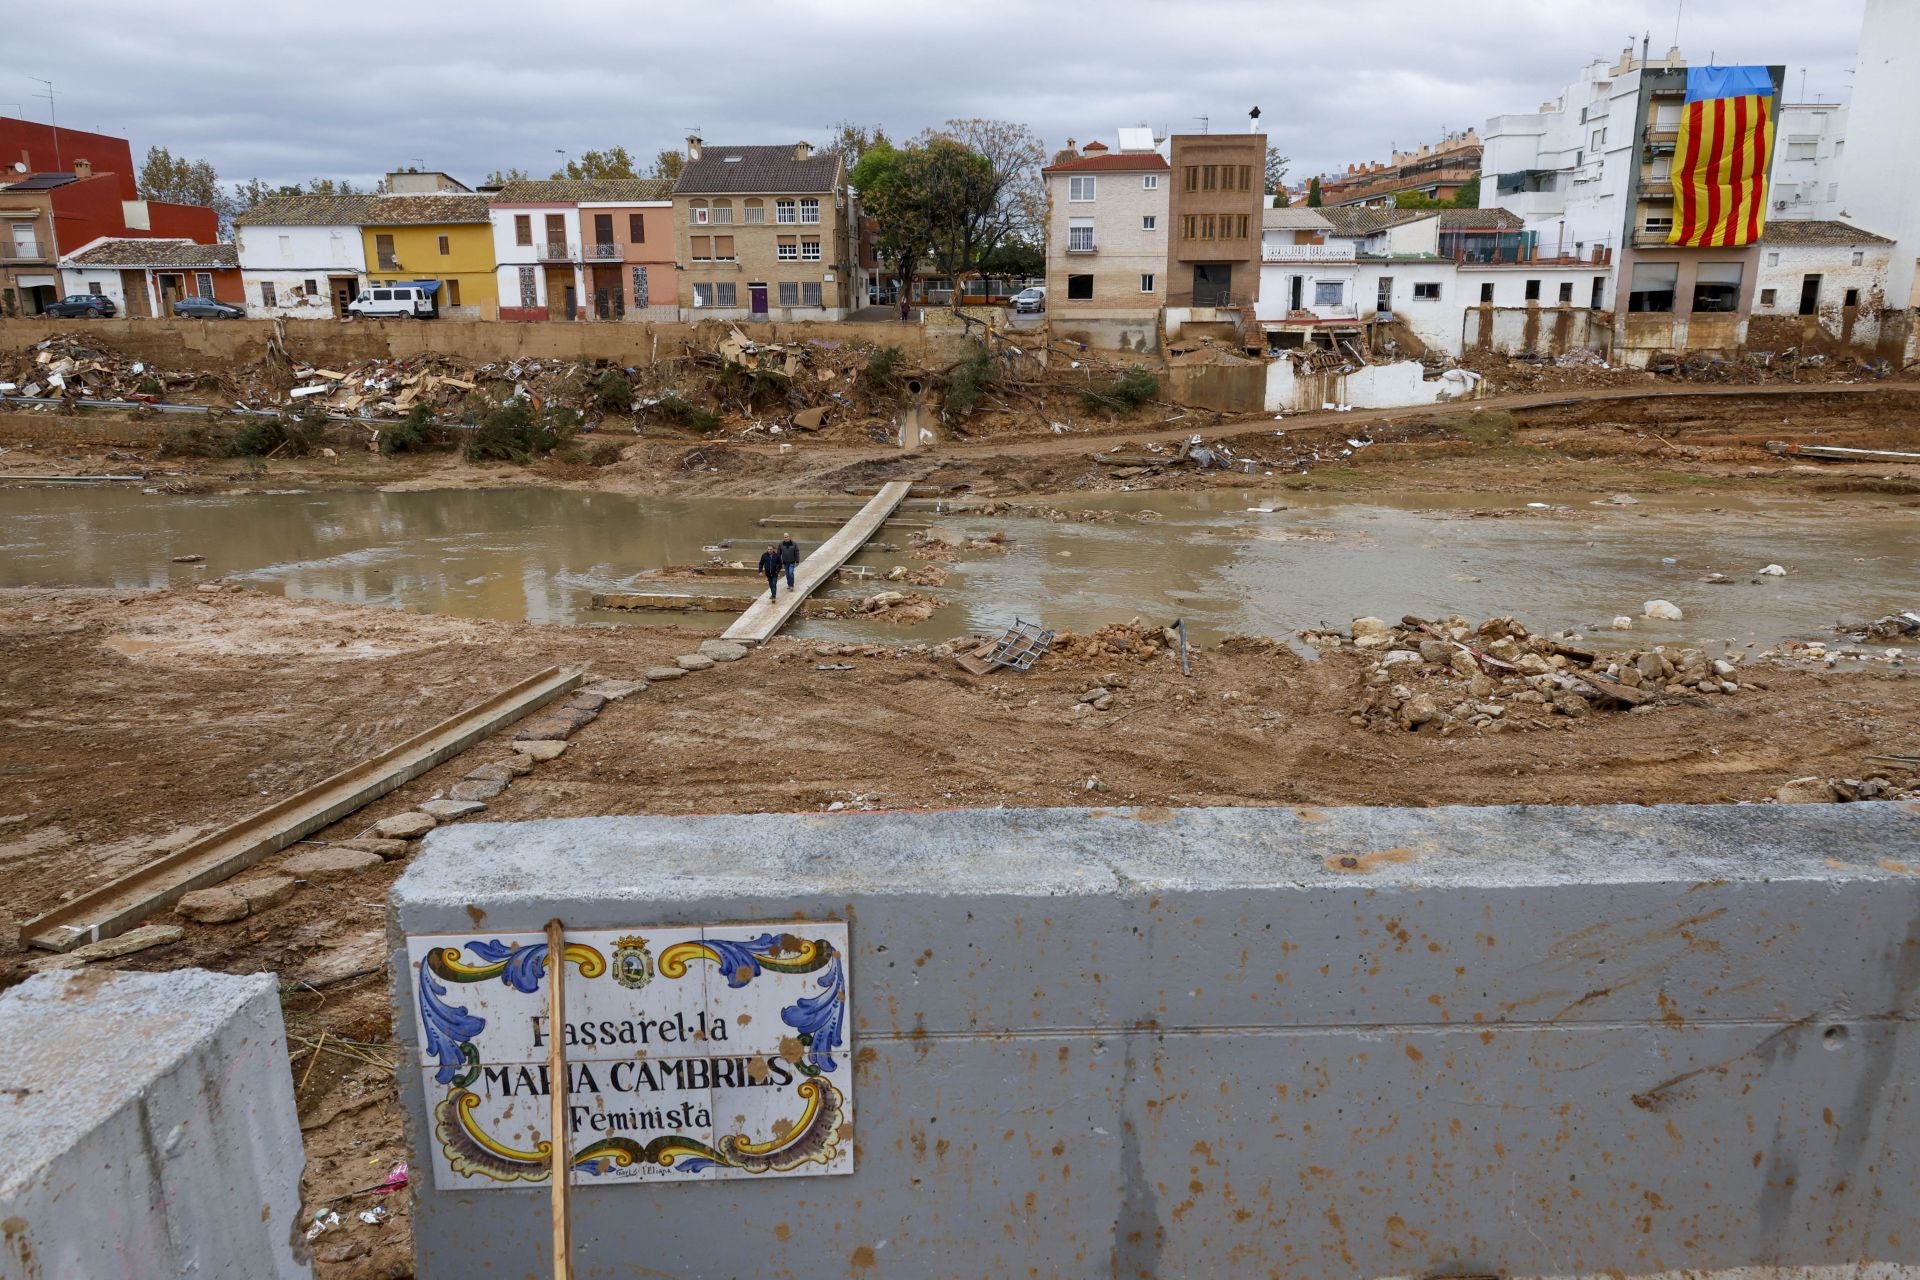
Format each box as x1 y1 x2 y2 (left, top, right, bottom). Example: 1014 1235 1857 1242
172 296 245 319
45 294 116 318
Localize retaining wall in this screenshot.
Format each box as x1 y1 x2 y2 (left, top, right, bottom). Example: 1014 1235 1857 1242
0 968 311 1278
390 801 1920 1280
0 316 967 373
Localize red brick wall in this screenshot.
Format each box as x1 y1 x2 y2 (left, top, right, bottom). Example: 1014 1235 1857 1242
48 176 130 257
147 201 219 243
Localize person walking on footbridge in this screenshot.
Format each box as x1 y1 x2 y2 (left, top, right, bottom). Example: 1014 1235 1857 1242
757 545 783 601
778 533 801 591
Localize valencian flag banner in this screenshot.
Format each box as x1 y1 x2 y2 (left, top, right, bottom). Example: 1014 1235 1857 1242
1669 65 1776 247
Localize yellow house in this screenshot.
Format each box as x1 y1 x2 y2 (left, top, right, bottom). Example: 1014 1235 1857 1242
359 194 497 318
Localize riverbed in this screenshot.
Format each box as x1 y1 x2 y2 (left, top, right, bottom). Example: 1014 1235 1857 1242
2 484 1913 648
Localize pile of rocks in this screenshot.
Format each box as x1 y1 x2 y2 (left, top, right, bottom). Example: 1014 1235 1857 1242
1050 620 1181 664
1308 614 1749 735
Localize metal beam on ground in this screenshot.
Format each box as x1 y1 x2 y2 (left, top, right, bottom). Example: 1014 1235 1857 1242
722 481 912 645
21 666 585 952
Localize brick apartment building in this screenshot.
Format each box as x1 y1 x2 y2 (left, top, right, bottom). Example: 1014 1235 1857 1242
1164 133 1267 312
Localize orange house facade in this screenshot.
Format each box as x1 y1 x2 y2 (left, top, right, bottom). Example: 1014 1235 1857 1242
489 178 676 321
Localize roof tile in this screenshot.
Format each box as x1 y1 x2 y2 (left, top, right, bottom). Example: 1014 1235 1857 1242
493 178 674 204
64 238 237 268
1042 153 1171 175
672 146 843 196
1761 218 1894 246
234 193 491 227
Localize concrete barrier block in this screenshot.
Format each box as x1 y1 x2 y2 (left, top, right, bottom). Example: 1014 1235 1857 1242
0 968 311 1280
391 802 1920 1280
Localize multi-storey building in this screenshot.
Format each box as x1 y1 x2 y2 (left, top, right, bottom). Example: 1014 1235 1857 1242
1482 45 1784 365
361 193 494 319
1835 0 1920 360
1040 132 1168 351
1164 131 1266 342
490 179 675 322
670 139 857 321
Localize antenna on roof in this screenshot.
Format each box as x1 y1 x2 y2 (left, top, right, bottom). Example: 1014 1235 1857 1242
1193 116 1209 134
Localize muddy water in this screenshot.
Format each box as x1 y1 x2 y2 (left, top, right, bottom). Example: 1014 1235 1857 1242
1 485 1914 648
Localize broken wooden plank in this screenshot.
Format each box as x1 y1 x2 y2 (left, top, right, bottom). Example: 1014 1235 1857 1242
21 667 585 953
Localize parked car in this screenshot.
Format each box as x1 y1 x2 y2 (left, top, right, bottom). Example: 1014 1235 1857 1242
45 294 116 318
172 296 245 320
347 283 438 319
1012 286 1046 314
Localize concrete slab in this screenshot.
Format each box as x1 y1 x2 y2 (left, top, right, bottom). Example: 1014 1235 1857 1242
0 969 310 1278
391 802 1920 1279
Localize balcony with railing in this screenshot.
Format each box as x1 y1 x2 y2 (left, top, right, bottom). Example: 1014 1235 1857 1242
1064 239 1098 255
582 241 623 261
537 241 576 262
1 240 51 263
1633 227 1678 248
1262 243 1355 264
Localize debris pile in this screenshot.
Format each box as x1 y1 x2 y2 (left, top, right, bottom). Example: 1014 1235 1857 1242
1304 613 1753 734
910 527 1010 561
1050 620 1182 664
0 338 227 404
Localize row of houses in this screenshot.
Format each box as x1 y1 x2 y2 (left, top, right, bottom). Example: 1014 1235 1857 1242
228 138 861 325
1044 3 1918 367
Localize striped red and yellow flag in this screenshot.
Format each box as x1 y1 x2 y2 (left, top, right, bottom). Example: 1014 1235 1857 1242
1669 66 1776 248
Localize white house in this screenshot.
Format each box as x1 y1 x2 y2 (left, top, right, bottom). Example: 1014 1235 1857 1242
1835 0 1920 360
1040 131 1169 352
1751 219 1898 351
1255 207 1353 326
233 195 374 319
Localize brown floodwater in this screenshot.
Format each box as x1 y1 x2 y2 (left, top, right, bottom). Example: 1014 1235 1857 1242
1 484 1915 650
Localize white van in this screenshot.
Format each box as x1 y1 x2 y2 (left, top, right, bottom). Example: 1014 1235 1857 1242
347 282 439 319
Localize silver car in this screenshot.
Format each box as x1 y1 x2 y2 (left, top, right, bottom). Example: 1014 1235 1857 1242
1012 286 1046 314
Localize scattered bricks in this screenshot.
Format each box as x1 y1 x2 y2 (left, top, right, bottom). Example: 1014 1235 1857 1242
699 640 750 663
175 887 249 924
514 708 595 741
334 838 411 860
580 678 648 700
421 798 487 820
279 847 384 881
644 665 687 682
518 740 569 762
464 762 518 784
450 779 507 802
566 691 610 713
375 812 437 840
676 654 717 672
499 755 535 777
235 876 299 911
28 924 186 972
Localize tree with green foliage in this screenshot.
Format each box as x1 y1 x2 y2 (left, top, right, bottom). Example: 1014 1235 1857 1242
551 147 637 180
1450 174 1481 208
648 148 685 181
911 119 1046 309
484 167 530 186
1265 146 1291 199
1306 176 1324 207
138 146 222 209
850 142 927 311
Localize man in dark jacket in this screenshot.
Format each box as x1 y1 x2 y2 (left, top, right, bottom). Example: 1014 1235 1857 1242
757 545 782 600
777 534 801 590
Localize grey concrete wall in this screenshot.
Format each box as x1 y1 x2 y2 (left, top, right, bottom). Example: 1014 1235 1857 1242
0 968 311 1279
390 802 1920 1280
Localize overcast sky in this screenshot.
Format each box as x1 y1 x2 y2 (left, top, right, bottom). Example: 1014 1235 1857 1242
5 0 1866 193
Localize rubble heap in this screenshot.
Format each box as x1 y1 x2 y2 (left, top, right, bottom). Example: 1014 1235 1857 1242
1049 620 1182 664
1305 613 1750 735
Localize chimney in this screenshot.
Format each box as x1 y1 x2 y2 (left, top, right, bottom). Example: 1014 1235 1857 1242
686 135 702 161
73 158 92 180
794 141 812 160
1065 137 1077 154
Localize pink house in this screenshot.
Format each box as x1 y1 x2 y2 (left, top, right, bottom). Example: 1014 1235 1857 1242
488 178 676 321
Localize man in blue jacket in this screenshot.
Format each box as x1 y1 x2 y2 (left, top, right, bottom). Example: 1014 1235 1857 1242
757 545 782 601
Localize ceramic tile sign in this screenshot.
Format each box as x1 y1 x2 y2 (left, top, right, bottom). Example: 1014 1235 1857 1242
405 922 851 1188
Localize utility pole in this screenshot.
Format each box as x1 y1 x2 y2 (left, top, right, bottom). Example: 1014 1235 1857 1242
31 78 59 174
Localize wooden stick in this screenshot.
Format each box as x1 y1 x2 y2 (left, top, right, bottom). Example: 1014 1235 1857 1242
546 919 573 1280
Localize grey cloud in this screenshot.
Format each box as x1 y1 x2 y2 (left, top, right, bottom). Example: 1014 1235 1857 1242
8 0 1864 193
